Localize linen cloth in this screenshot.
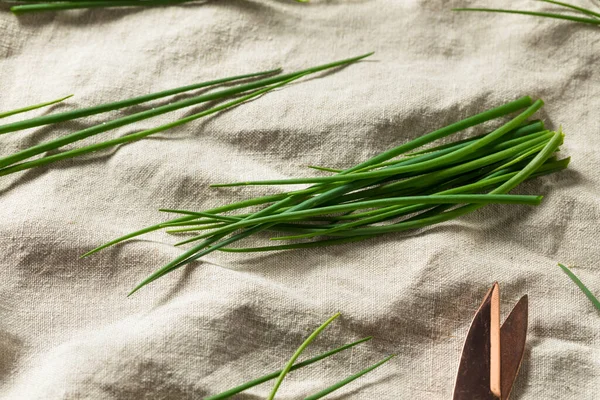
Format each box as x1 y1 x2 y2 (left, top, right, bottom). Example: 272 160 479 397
0 0 599 398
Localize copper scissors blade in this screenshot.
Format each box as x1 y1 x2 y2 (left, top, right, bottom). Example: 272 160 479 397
452 283 528 400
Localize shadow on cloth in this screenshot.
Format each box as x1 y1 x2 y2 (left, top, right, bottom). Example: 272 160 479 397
0 330 22 381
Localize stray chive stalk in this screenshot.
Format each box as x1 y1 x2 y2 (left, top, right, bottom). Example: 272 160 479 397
0 53 372 171
0 74 305 177
0 94 73 119
0 69 279 135
1 53 371 179
205 336 372 400
8 0 308 13
453 0 600 26
11 0 194 14
268 313 341 400
558 263 600 310
303 354 395 400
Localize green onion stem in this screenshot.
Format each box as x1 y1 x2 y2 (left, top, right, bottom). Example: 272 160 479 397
539 0 600 19
303 354 395 400
0 94 73 120
558 263 600 310
86 96 568 293
0 69 279 135
0 75 305 177
204 336 373 400
268 313 341 400
11 0 194 14
211 100 544 186
0 53 372 170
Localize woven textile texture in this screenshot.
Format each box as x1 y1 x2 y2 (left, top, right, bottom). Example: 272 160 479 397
0 0 599 398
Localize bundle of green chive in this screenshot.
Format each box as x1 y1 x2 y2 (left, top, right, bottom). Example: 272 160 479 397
82 95 569 295
4 0 307 15
454 0 600 26
207 313 394 400
0 53 370 179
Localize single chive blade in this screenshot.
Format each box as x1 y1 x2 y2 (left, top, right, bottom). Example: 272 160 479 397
11 0 194 14
267 313 341 400
79 215 197 259
303 354 395 400
538 0 600 19
0 94 73 119
307 165 343 173
204 336 372 400
558 263 600 311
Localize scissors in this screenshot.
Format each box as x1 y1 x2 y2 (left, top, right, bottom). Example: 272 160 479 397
453 283 529 400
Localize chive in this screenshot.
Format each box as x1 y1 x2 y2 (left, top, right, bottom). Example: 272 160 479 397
11 0 194 14
0 75 304 177
220 158 570 253
558 263 600 310
88 97 568 293
270 133 561 241
303 354 395 400
219 236 374 253
211 100 544 186
0 69 279 135
9 0 308 13
144 97 536 265
453 8 600 26
314 132 563 238
539 0 600 19
406 120 544 156
0 94 73 120
0 53 372 171
268 313 341 400
205 336 372 400
166 223 227 234
152 132 560 283
164 194 543 241
307 165 343 173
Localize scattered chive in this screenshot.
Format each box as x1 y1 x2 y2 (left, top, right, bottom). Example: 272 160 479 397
10 0 194 14
0 94 73 119
0 75 304 177
87 96 568 294
268 313 341 400
558 263 600 310
1 53 371 177
453 0 600 26
205 336 373 400
8 0 309 13
0 68 279 135
303 354 395 400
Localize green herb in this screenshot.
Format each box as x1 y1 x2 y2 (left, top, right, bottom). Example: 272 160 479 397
304 354 395 400
0 94 73 119
206 314 393 400
268 313 341 400
558 263 600 310
205 337 373 400
454 0 600 26
85 96 568 295
0 53 372 178
8 0 308 14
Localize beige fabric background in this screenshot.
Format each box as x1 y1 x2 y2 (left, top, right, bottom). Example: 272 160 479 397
0 0 599 398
